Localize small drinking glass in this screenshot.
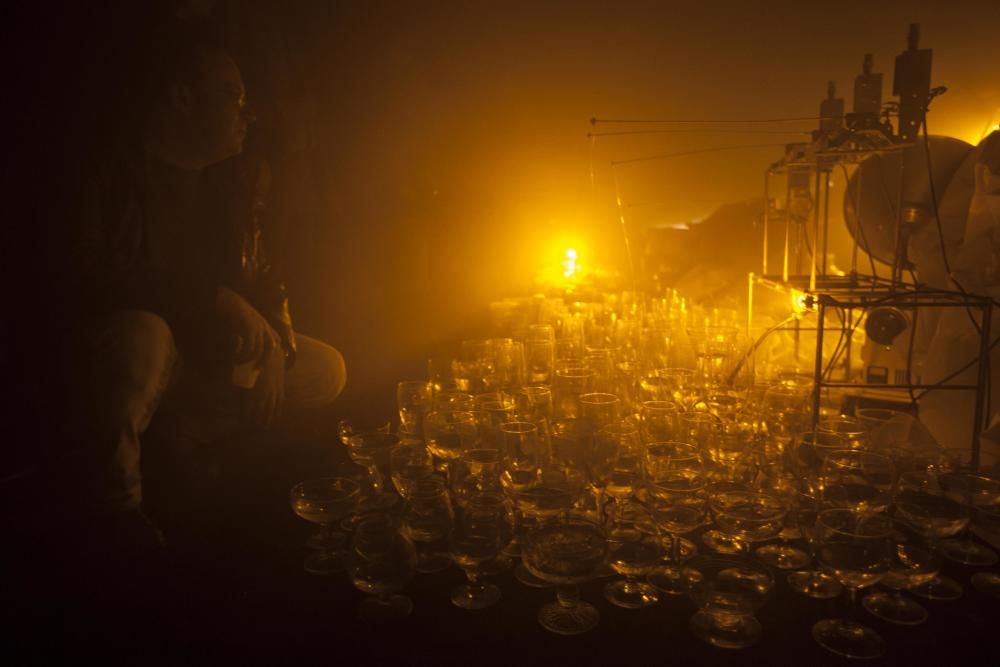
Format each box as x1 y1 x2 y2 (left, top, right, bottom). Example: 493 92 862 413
639 400 680 443
349 512 417 622
552 366 597 419
687 556 774 649
389 445 435 499
396 380 433 434
401 476 454 573
522 520 609 635
645 442 706 596
290 477 360 574
449 492 507 609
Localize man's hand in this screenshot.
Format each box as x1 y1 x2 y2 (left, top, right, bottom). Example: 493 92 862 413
246 344 286 426
216 285 280 364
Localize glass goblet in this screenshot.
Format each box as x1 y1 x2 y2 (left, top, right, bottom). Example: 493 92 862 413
349 512 417 622
687 556 774 649
400 476 454 573
290 477 360 574
396 380 433 434
786 489 843 599
522 520 610 635
449 492 507 609
820 449 895 514
645 442 707 595
389 445 435 499
812 509 894 660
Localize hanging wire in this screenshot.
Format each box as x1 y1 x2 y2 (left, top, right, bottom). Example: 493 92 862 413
610 143 788 167
591 116 830 125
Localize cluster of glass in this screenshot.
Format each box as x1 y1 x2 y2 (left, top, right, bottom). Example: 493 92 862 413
291 291 1000 655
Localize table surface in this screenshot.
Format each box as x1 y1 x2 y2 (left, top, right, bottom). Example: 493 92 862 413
8 428 1000 666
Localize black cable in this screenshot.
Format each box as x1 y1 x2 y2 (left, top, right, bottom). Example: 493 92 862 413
913 332 1000 401
840 163 879 280
905 297 919 407
922 114 982 336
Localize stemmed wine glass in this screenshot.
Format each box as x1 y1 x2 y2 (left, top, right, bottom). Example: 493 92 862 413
644 442 707 596
400 476 454 573
687 556 775 649
389 445 435 499
787 488 843 599
521 519 610 635
396 380 433 434
862 516 942 626
449 491 508 609
932 448 999 568
709 482 788 558
290 477 360 574
820 449 895 514
349 512 417 622
812 509 894 660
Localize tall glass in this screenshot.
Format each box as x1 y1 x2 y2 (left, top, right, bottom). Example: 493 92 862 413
552 367 597 419
645 442 706 595
449 492 507 609
812 509 894 660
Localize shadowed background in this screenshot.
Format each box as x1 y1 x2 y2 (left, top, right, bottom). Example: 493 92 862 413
5 0 999 416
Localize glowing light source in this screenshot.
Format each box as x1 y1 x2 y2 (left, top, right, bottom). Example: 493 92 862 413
562 248 579 279
790 289 811 316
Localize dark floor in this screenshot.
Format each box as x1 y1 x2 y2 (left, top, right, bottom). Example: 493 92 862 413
4 395 1000 666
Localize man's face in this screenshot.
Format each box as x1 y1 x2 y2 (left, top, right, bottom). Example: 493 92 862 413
190 54 252 163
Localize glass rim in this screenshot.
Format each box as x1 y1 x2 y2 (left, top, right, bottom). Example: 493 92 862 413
816 508 893 538
291 476 361 499
499 421 538 434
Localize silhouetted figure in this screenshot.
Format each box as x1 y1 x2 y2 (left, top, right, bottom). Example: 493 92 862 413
22 25 346 563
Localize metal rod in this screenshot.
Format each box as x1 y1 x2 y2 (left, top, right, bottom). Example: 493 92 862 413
783 176 791 283
811 300 826 431
972 304 992 467
822 169 831 276
850 165 860 276
819 383 980 390
810 170 820 291
762 172 769 275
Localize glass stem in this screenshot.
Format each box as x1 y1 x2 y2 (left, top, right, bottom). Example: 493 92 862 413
671 533 681 563
556 584 580 609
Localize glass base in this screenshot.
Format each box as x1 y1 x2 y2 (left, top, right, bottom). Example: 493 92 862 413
415 551 452 574
787 570 843 599
357 594 413 623
755 543 810 570
502 538 522 559
813 618 885 660
863 591 928 626
971 571 1000 599
451 583 502 610
306 528 347 551
702 530 742 555
303 548 349 575
537 600 600 635
515 562 553 588
603 579 659 608
647 565 702 596
690 610 761 649
911 576 963 601
940 538 998 566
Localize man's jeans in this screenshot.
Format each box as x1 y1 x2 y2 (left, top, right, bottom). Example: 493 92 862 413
58 309 346 516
